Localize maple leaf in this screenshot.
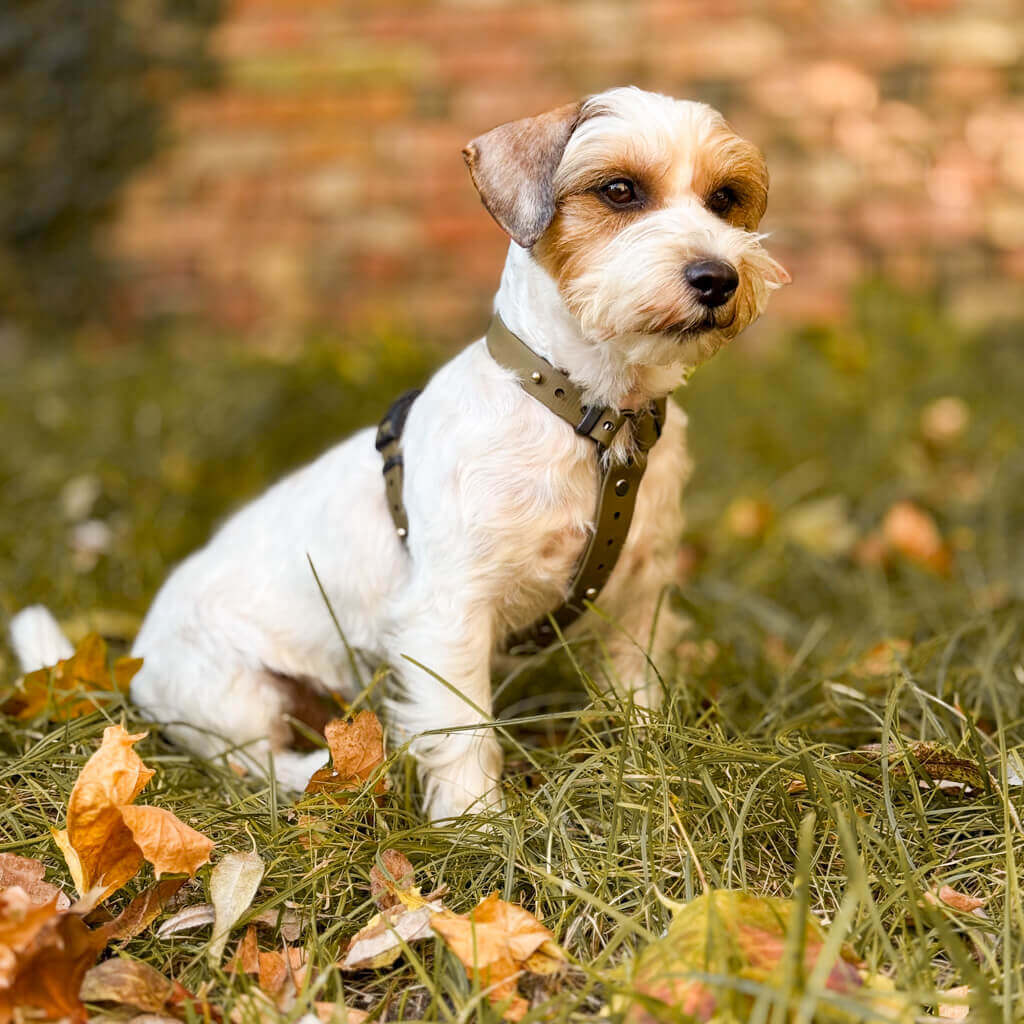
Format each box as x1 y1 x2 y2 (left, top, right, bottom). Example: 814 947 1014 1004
305 711 387 795
431 893 564 1021
0 887 113 1024
0 633 142 722
52 725 213 900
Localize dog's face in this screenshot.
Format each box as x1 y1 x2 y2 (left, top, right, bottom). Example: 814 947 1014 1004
464 87 789 367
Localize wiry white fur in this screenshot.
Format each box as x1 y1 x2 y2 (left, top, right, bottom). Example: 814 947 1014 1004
9 88 784 821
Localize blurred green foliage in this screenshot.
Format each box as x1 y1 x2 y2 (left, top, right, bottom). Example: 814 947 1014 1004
0 0 221 330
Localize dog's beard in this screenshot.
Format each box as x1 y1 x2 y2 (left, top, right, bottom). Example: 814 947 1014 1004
559 210 785 364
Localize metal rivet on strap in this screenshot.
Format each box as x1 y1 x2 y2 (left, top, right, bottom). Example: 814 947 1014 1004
603 421 614 431
584 587 598 599
614 478 629 496
530 371 542 383
396 526 407 538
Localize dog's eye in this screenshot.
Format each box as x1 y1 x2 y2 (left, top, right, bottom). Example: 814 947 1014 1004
599 179 638 206
707 187 737 216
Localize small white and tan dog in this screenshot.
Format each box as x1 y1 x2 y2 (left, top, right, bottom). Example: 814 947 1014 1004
11 87 788 821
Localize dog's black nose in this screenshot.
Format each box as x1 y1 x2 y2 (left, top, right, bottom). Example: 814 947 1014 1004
684 259 739 308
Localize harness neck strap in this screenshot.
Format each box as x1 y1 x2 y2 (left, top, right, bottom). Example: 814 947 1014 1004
377 316 668 654
485 314 667 651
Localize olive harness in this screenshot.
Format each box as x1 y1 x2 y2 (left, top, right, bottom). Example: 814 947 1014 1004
376 314 666 652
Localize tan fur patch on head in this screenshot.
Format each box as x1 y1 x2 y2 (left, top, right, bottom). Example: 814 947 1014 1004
691 121 769 231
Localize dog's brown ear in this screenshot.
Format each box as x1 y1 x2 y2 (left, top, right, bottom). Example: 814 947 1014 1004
463 101 582 249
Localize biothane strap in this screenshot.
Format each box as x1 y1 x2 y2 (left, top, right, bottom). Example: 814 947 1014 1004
376 315 666 652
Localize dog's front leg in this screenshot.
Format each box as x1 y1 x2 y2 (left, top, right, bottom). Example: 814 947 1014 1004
383 591 503 822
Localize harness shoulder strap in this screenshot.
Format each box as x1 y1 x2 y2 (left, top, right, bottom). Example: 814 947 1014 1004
376 318 667 652
375 388 421 539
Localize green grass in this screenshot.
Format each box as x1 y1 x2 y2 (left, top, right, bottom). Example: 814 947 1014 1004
1 284 1023 1021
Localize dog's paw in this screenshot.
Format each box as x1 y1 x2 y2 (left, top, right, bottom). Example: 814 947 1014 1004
417 732 504 823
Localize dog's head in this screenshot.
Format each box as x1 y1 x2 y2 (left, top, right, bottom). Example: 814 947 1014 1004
464 87 789 366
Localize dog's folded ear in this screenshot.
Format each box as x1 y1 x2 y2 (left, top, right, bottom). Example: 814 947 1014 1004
463 101 582 249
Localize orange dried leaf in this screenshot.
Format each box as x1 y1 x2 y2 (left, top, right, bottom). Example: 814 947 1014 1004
306 711 387 794
64 726 154 897
55 725 214 902
315 1002 368 1023
228 924 260 975
1 634 134 722
109 878 186 942
431 893 562 1021
938 985 971 1020
0 887 111 1024
926 885 986 916
119 805 213 878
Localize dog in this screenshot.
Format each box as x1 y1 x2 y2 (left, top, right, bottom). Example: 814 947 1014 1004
11 87 788 822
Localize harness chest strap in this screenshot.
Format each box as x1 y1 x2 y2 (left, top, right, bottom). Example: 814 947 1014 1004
376 315 666 652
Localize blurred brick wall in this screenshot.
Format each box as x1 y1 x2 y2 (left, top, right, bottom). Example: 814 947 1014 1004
108 0 1024 344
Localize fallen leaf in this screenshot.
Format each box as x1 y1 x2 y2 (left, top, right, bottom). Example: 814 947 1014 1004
925 885 987 916
431 893 564 1021
306 712 387 794
938 985 971 1020
612 890 914 1023
341 901 442 970
156 902 215 938
258 946 306 1007
252 905 302 943
54 725 213 900
79 957 175 1013
109 879 186 941
0 852 71 910
0 634 141 722
228 924 260 975
208 851 265 966
370 850 416 910
119 805 214 878
833 741 993 792
882 501 950 574
0 887 112 1023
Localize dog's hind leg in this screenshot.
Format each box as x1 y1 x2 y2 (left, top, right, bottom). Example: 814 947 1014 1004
129 645 330 791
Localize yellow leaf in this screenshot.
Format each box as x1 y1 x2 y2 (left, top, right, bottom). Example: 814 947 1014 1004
50 828 87 898
118 805 213 878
